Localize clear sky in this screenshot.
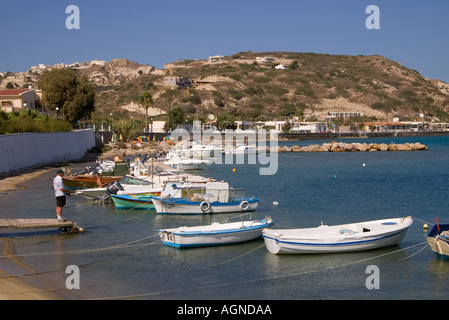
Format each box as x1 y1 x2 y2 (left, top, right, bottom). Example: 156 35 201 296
2 0 449 83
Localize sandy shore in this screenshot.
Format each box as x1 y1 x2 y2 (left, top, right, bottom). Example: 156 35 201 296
0 167 68 300
0 269 63 300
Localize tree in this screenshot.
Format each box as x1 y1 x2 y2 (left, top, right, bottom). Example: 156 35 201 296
39 68 95 123
65 75 96 123
139 91 153 132
282 120 292 133
164 105 185 132
112 118 144 142
216 112 237 130
289 60 299 70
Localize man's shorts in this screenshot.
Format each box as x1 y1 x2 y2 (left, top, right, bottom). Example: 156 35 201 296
56 196 66 208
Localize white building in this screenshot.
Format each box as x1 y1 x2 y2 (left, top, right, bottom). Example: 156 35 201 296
256 57 277 63
255 121 287 133
290 122 327 133
151 121 165 133
275 64 288 70
208 55 224 63
328 111 362 119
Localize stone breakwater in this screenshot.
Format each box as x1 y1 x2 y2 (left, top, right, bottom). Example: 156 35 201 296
96 141 428 161
278 141 428 153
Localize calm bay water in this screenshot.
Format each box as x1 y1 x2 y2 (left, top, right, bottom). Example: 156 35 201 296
1 135 449 300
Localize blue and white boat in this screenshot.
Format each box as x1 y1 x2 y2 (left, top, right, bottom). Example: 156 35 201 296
427 222 449 260
152 181 259 215
159 215 273 248
263 216 413 254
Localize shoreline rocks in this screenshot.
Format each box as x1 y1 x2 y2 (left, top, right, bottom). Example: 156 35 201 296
278 141 428 153
96 140 428 161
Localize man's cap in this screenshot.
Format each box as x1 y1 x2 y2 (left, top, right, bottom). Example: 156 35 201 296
57 169 64 174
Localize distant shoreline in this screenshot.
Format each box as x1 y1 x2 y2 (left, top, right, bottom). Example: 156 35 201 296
278 130 449 141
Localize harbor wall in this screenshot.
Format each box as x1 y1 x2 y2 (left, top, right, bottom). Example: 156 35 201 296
0 129 96 174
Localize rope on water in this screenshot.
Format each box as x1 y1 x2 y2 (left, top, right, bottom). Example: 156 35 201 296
396 241 430 261
87 240 429 300
411 216 434 227
0 233 161 259
208 244 266 268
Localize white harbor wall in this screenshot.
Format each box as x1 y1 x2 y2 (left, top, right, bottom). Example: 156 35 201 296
0 129 96 174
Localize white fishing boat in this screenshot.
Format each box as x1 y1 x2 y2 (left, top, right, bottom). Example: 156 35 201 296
164 149 212 170
74 175 159 199
223 144 264 155
427 222 449 260
159 214 273 248
189 141 223 158
152 180 259 215
262 216 413 254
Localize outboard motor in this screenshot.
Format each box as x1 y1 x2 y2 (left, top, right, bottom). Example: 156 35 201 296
106 181 124 195
95 181 124 205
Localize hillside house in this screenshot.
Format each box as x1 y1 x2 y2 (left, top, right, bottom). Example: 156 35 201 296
208 55 224 63
275 64 288 70
163 77 192 89
256 57 277 63
328 112 362 119
0 89 39 113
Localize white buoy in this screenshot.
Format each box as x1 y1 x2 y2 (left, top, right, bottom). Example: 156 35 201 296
273 201 279 207
363 163 366 167
423 223 428 230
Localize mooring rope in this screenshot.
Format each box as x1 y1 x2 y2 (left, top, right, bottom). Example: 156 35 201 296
0 232 161 259
396 242 430 261
208 244 266 268
87 240 429 300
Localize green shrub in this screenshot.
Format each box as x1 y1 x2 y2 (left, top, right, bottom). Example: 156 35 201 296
294 85 316 98
253 77 271 83
266 85 289 96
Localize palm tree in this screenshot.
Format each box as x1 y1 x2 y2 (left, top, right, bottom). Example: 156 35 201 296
139 91 153 132
217 112 236 130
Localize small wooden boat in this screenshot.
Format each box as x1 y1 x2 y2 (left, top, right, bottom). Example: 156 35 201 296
63 174 122 189
111 193 160 210
262 217 413 254
427 221 449 260
159 215 273 248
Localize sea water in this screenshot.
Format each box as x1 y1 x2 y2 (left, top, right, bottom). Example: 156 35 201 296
1 135 449 300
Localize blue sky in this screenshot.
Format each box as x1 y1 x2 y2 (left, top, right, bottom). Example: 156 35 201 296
2 0 449 82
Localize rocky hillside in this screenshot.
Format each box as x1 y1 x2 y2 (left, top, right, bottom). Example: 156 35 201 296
90 52 449 122
3 52 449 122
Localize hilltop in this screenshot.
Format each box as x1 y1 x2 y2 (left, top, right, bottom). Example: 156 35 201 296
2 52 449 122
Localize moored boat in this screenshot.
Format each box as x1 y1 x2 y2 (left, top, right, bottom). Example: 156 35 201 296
262 216 413 254
427 222 449 260
164 149 212 170
152 181 259 215
74 175 157 198
111 192 160 210
159 215 273 248
63 174 122 189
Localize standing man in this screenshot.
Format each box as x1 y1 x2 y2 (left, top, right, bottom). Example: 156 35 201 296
53 169 71 222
